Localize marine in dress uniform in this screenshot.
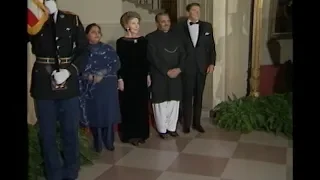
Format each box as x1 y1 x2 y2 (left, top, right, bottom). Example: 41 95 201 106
28 1 87 180
146 13 186 139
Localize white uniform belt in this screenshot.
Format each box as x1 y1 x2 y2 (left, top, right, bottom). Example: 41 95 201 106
35 57 72 64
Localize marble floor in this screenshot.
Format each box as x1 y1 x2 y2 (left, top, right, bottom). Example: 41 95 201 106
78 117 292 180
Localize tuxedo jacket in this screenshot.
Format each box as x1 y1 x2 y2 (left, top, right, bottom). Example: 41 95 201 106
173 20 216 74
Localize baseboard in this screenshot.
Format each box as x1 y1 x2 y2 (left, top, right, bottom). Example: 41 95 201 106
201 109 210 118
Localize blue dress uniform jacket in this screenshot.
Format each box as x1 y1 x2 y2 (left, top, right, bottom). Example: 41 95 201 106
29 10 88 100
28 10 87 180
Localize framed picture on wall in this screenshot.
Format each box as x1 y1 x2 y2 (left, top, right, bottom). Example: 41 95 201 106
268 0 292 39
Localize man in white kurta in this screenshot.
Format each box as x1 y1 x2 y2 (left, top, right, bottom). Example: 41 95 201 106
146 13 186 139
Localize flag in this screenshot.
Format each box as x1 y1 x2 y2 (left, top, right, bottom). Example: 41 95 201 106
27 0 48 35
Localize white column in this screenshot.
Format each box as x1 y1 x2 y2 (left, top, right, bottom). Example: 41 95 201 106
210 0 252 110
210 0 228 108
225 0 252 98
177 0 187 17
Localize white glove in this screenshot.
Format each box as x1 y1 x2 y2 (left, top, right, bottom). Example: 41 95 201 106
147 75 151 87
118 79 124 91
52 69 70 84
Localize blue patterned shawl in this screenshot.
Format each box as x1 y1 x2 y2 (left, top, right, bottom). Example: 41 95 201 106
79 42 120 127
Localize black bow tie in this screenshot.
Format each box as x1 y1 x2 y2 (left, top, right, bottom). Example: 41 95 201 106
189 21 199 26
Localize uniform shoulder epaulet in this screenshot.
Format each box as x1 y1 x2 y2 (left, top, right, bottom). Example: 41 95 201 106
61 10 79 26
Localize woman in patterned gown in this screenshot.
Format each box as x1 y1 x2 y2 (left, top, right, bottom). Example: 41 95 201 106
79 23 121 152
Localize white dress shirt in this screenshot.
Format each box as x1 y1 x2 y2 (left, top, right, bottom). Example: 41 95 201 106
187 19 199 47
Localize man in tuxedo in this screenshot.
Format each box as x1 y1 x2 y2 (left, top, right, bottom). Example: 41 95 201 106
175 3 216 134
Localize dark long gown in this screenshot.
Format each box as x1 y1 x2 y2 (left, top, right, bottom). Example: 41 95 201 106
79 42 121 151
116 36 150 142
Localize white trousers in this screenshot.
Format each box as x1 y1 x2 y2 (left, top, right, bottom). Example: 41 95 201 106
152 100 180 133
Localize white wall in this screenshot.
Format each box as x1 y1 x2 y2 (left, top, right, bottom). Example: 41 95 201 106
57 0 157 47
58 0 122 24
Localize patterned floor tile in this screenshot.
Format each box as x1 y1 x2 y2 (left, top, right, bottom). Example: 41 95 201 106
195 127 241 142
157 172 220 180
96 166 162 180
239 131 289 147
138 136 192 152
232 142 287 164
113 133 133 148
149 126 161 137
287 166 292 180
182 139 238 158
78 163 113 180
288 140 293 148
167 153 229 177
115 148 179 171
286 148 292 166
114 128 158 147
221 159 287 180
200 117 216 128
176 127 200 138
78 126 289 180
96 146 134 164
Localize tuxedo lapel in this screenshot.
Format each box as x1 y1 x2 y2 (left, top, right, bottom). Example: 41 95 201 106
183 21 194 47
196 21 204 47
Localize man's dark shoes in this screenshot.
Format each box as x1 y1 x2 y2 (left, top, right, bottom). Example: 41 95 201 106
106 146 115 151
183 128 190 134
93 146 103 153
193 125 205 133
129 138 140 146
139 139 146 144
168 131 179 137
159 133 169 139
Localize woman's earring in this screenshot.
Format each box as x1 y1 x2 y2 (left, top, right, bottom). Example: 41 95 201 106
126 27 130 31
